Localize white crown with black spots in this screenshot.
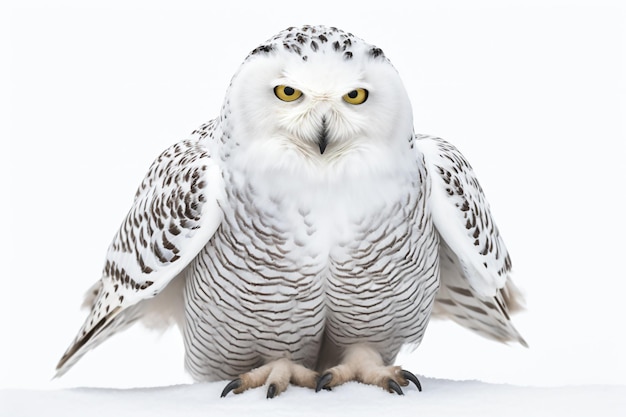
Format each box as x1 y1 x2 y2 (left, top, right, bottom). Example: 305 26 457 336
247 25 387 62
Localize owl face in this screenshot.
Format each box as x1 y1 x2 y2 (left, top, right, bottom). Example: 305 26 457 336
223 26 414 178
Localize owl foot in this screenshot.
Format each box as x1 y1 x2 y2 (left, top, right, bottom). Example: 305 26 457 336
315 344 421 395
220 358 318 398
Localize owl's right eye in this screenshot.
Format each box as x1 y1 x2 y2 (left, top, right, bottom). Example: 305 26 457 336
274 85 303 102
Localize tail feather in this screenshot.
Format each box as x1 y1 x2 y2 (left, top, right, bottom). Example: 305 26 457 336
55 295 142 378
56 308 119 376
56 273 186 378
432 240 527 347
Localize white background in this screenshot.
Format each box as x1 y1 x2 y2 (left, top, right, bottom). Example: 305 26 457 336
2 0 625 391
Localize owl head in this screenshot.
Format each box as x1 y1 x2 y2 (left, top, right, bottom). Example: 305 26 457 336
221 25 415 179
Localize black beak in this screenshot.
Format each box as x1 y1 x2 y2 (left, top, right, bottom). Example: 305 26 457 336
318 117 328 154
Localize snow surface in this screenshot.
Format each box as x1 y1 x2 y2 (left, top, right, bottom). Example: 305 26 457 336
2 379 624 417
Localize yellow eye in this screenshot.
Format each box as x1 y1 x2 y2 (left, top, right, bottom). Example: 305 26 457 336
343 88 368 105
274 85 303 102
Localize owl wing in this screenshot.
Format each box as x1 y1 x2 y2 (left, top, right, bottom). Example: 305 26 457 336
56 121 225 376
414 135 526 345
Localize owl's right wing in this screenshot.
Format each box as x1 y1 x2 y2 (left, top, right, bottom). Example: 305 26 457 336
56 120 225 377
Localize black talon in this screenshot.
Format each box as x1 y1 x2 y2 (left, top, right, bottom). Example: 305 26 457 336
220 378 242 398
387 379 404 395
315 373 333 392
400 370 422 392
266 383 277 399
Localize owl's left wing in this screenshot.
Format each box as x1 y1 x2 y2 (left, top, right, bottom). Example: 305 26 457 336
414 135 526 345
56 122 226 376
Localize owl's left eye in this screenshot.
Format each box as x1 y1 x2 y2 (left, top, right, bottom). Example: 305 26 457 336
343 88 368 105
274 85 303 102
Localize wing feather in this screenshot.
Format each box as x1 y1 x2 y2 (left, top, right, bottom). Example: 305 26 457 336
415 135 526 345
56 120 225 375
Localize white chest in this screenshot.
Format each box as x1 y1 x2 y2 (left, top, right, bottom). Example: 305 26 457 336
221 167 422 265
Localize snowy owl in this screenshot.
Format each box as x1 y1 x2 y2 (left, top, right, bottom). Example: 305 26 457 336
56 25 526 397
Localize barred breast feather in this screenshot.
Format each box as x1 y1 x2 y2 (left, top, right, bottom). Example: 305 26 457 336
182 147 441 379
